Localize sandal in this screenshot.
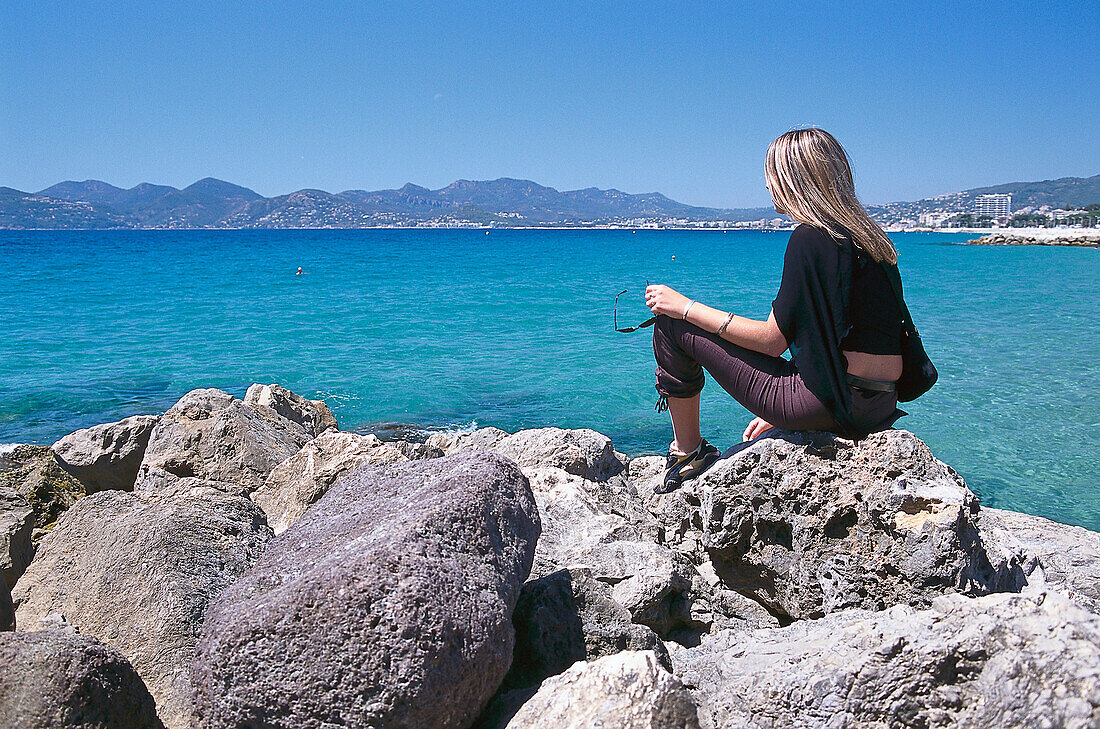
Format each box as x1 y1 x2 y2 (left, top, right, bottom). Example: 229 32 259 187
656 438 720 494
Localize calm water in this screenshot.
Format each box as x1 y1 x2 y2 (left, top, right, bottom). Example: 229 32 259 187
1 229 1097 529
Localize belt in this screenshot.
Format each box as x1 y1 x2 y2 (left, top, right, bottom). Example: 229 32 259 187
847 373 897 392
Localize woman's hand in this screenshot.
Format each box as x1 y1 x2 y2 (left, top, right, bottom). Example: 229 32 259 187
743 416 775 442
645 284 692 319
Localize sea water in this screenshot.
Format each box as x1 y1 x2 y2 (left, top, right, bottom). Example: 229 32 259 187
1 229 1096 529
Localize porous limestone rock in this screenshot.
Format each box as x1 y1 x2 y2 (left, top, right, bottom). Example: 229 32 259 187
674 591 1100 729
506 650 700 729
13 487 272 729
51 414 159 492
135 388 311 496
191 451 540 729
251 431 408 534
654 429 1003 621
0 487 34 589
0 445 85 545
0 630 164 729
979 506 1100 614
243 383 337 437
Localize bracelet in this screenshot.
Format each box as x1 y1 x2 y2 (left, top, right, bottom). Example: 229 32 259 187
716 312 735 336
682 300 696 321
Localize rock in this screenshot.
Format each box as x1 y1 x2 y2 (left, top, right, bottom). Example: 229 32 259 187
0 630 164 729
1 442 22 470
674 591 1100 729
658 429 1002 621
472 686 540 729
494 427 627 481
13 487 272 729
0 445 85 545
51 415 159 492
1 578 13 631
980 507 1100 614
0 487 34 589
426 425 510 455
252 431 408 534
505 650 700 729
192 451 540 729
243 383 337 437
503 568 670 693
388 439 445 460
425 427 633 484
628 454 666 500
526 466 769 645
526 466 652 578
136 388 312 496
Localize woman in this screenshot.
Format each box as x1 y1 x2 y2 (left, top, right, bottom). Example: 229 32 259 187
646 128 906 493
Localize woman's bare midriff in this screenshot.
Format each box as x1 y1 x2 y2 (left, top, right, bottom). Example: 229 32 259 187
843 350 904 382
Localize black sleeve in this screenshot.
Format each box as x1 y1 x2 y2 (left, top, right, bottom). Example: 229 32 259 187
771 226 815 344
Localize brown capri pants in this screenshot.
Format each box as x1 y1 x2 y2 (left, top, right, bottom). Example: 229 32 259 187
652 315 899 435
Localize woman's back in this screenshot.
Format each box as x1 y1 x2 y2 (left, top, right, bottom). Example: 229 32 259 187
843 251 903 355
843 248 904 381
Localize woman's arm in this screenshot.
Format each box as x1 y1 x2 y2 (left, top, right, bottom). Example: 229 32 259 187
644 284 789 357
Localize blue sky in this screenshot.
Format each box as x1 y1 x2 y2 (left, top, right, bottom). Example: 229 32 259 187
1 1 1096 208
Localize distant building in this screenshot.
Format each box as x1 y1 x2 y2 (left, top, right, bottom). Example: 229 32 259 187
919 212 955 228
975 194 1011 222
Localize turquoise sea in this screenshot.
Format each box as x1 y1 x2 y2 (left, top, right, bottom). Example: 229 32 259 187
1 229 1097 529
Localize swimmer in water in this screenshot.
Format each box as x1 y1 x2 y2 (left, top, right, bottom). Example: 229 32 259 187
296 267 304 275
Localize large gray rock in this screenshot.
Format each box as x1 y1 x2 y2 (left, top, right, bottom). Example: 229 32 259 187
655 429 1003 621
506 650 700 729
13 487 272 729
1 487 34 589
0 629 164 729
243 383 338 437
136 388 311 496
979 507 1100 614
674 591 1100 729
51 415 159 492
192 450 540 729
251 431 408 534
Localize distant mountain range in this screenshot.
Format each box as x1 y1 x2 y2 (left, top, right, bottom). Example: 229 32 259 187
0 174 1096 229
0 178 776 229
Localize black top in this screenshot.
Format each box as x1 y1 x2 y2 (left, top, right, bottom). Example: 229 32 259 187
771 224 901 438
841 249 903 354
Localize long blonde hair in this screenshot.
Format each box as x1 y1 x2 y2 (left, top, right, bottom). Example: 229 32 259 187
765 128 897 264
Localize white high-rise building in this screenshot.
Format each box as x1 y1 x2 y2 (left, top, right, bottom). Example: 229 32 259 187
975 194 1011 221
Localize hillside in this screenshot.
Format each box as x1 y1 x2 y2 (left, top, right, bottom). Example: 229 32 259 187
868 174 1100 224
0 177 776 229
0 174 1094 229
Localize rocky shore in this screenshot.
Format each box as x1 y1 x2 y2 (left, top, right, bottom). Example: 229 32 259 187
2 384 1098 728
965 229 1100 247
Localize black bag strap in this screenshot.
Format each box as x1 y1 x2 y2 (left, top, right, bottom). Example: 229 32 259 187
883 263 919 337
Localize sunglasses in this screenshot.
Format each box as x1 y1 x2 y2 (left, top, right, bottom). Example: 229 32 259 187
614 284 656 333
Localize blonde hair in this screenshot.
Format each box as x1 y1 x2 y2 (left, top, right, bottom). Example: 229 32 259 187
765 128 897 264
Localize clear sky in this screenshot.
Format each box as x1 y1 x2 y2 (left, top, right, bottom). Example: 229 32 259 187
2 1 1096 208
